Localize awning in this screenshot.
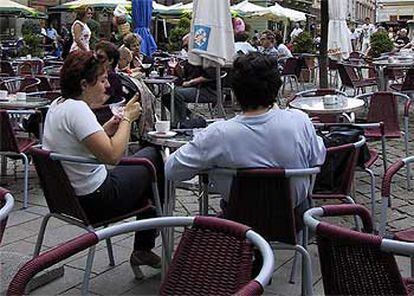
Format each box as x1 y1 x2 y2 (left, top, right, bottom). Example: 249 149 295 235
0 0 46 18
254 3 306 22
230 0 267 17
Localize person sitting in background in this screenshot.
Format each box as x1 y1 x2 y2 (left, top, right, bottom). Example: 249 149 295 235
43 51 164 280
275 32 292 60
95 40 123 104
258 30 278 58
161 60 216 127
234 31 257 55
395 28 410 49
121 33 143 69
117 46 133 73
165 52 326 217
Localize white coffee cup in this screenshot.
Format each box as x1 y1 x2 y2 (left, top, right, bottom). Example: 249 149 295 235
323 95 337 105
0 90 8 100
26 54 32 59
16 92 26 101
155 121 170 133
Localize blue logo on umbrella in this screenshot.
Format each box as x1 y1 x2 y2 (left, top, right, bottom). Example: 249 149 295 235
193 25 211 51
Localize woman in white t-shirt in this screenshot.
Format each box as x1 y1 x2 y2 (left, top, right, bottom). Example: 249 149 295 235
70 6 93 52
43 51 164 279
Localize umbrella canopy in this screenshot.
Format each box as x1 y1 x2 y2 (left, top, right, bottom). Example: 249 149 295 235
189 0 234 67
327 0 352 60
255 3 306 22
132 0 157 57
0 0 46 18
49 0 129 11
230 0 266 17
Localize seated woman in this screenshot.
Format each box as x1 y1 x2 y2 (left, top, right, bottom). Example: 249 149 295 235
42 51 164 279
95 40 123 104
121 33 144 69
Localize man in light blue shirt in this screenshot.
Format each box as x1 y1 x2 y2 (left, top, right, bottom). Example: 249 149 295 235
165 53 325 210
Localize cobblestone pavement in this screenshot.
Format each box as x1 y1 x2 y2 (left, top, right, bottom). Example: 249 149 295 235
1 84 414 295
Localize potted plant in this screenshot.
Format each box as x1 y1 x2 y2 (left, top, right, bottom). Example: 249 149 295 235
368 31 394 59
291 31 315 83
20 20 44 57
167 16 191 52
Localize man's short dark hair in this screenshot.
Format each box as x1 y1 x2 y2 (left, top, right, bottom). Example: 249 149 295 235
96 41 120 69
230 53 281 111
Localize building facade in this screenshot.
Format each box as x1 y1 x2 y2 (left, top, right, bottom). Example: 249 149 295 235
377 0 414 22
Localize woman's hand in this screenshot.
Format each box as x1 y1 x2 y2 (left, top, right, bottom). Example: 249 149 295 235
103 116 121 137
124 94 142 122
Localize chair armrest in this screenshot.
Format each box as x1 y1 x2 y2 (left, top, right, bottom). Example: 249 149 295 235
119 157 157 182
381 159 406 198
321 204 374 232
7 233 98 296
404 98 412 118
234 280 264 296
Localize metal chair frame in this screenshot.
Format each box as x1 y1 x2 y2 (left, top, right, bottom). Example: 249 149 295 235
355 91 412 188
29 147 164 295
0 188 14 244
7 217 274 296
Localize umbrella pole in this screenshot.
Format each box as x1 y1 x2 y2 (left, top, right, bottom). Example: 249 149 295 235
216 65 226 118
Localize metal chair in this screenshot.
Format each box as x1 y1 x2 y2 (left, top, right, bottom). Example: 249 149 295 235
0 187 14 245
280 57 302 95
29 146 164 294
355 91 412 183
305 204 414 296
380 156 414 235
7 216 274 296
390 68 414 95
314 123 386 230
34 75 60 91
338 63 377 96
223 167 321 296
2 77 41 94
17 60 44 76
0 110 37 208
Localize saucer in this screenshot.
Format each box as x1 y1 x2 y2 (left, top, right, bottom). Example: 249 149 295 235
148 131 177 138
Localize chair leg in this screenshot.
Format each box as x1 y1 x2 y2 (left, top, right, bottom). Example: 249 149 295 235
297 244 313 296
81 246 96 296
282 76 286 94
289 230 303 284
105 238 115 267
33 213 53 257
344 196 360 231
20 153 29 209
411 256 414 277
380 195 389 236
364 168 377 231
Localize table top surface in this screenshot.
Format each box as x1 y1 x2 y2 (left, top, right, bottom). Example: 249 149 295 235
372 57 414 67
145 131 193 148
143 75 177 84
289 95 365 114
0 97 49 109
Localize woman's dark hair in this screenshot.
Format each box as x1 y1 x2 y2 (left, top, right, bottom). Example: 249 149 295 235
75 6 93 21
230 53 281 111
60 51 105 99
96 41 120 69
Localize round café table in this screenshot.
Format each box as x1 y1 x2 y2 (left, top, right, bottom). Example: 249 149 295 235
372 58 414 90
289 95 365 122
0 96 49 110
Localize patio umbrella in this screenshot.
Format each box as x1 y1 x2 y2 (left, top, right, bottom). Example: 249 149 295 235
132 0 157 57
188 0 235 117
49 0 129 11
254 3 306 22
0 0 46 18
327 0 352 60
230 0 267 17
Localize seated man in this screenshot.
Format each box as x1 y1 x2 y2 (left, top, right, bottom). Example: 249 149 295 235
165 53 326 216
161 60 216 127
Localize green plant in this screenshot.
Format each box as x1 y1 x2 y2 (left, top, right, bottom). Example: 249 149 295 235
369 31 394 58
167 16 191 51
292 31 314 54
20 20 44 57
87 19 101 50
